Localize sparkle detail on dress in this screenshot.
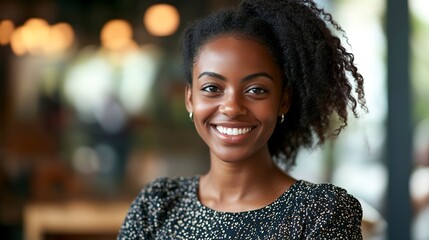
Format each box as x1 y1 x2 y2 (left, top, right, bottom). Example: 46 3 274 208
118 176 362 239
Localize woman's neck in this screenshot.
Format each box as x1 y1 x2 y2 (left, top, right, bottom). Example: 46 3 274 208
198 148 295 212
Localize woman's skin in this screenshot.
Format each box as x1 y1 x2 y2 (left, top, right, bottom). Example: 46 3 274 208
185 35 296 213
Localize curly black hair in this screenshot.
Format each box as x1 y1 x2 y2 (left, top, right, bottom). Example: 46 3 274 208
181 0 367 167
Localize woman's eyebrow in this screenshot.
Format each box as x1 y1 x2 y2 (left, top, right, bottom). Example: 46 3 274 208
242 72 274 82
197 71 226 80
197 71 274 82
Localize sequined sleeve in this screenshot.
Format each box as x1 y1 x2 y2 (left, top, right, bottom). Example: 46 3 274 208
304 184 363 239
118 177 176 239
117 188 151 239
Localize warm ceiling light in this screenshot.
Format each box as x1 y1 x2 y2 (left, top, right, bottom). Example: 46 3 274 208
0 20 15 45
144 4 180 37
101 19 134 51
46 22 75 55
9 18 75 56
10 26 27 55
21 18 50 54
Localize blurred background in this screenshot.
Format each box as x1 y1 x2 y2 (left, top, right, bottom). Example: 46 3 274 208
0 0 428 239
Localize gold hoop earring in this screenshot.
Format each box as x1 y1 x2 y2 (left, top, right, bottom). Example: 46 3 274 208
189 112 193 121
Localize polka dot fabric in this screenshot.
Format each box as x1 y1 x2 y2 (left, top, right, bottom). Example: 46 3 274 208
118 176 362 239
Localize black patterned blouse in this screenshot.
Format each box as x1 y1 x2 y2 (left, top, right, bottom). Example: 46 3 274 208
118 176 362 239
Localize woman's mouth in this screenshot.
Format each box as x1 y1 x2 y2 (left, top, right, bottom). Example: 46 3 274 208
213 125 254 136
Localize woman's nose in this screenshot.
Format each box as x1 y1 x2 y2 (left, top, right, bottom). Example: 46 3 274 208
218 92 247 118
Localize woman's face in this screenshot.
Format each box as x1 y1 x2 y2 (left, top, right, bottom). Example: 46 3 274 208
186 35 290 163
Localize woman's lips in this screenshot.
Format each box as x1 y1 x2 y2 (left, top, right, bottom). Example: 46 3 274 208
210 124 256 145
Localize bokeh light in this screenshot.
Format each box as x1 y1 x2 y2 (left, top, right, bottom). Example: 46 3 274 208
10 26 27 55
0 19 15 45
72 146 100 174
101 19 135 51
20 18 50 55
64 53 114 123
9 18 74 56
143 4 180 37
45 22 75 55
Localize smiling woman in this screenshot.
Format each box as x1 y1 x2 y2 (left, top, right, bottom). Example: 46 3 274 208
118 0 366 239
187 37 287 165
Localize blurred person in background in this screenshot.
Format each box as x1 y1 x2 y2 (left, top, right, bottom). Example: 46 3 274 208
118 0 367 238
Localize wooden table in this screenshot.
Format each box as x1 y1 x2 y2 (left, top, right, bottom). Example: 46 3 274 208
24 201 130 240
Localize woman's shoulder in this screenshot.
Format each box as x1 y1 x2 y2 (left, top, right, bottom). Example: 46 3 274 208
127 176 197 218
292 180 362 213
296 180 357 197
292 180 363 224
290 181 363 238
142 176 196 192
119 176 198 237
139 176 197 200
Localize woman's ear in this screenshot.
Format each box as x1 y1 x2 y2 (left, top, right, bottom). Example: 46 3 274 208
279 87 292 115
185 84 193 113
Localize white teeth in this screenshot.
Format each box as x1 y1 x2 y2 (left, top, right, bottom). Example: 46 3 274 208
215 126 252 136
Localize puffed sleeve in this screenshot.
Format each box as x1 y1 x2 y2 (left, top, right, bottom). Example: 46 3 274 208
117 177 179 239
304 184 363 239
117 189 151 239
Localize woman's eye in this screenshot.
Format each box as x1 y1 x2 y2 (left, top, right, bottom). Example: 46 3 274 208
202 85 220 93
247 87 268 94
